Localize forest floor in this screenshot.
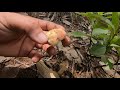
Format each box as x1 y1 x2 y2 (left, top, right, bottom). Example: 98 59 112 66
0 12 120 78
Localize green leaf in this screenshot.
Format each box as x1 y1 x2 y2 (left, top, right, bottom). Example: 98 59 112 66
91 38 97 44
77 12 114 30
110 44 120 48
111 36 120 46
106 16 112 19
103 18 115 30
91 14 114 30
107 59 114 69
118 12 120 16
75 12 93 17
101 55 108 64
92 28 109 36
104 12 112 15
103 12 112 19
93 20 108 29
97 12 104 15
112 12 119 34
92 29 110 44
70 31 88 38
103 35 110 45
78 12 114 30
94 14 114 30
115 47 120 56
90 44 106 57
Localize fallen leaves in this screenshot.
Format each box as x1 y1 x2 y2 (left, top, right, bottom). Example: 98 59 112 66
62 19 71 26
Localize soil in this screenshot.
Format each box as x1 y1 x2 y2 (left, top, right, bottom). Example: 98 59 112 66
0 12 120 78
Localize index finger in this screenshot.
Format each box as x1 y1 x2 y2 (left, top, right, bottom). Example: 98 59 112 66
38 19 65 31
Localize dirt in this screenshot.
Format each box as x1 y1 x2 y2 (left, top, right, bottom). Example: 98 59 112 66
0 12 120 78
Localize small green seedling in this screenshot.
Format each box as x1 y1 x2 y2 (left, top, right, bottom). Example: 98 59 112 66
70 12 120 69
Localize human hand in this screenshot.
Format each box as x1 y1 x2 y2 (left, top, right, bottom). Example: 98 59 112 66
0 12 70 62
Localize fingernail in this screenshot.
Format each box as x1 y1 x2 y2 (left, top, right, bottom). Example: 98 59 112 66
38 32 48 44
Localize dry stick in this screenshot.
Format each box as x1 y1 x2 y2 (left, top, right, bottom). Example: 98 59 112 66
71 59 74 74
72 42 84 60
70 12 74 24
43 56 53 62
47 12 53 18
36 60 60 78
14 59 35 68
50 12 56 21
76 49 84 60
113 56 120 78
94 63 120 68
1 58 11 64
13 57 17 66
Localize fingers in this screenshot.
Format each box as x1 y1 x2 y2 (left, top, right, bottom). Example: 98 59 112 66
62 36 71 47
42 44 57 55
35 43 57 56
35 43 43 49
28 28 48 44
2 12 64 32
38 19 65 31
29 44 56 63
28 50 43 63
1 12 48 44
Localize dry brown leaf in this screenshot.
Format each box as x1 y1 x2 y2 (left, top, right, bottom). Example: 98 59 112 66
58 61 68 75
62 19 71 26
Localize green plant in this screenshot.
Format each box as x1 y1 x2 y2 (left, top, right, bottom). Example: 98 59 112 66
70 12 120 69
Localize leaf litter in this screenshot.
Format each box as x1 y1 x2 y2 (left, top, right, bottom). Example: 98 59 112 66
0 12 120 78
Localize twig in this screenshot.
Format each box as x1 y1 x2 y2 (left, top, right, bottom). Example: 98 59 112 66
43 56 53 61
50 12 56 21
94 62 120 69
113 56 120 77
70 12 74 24
71 59 74 74
47 12 53 18
72 43 84 61
15 59 35 68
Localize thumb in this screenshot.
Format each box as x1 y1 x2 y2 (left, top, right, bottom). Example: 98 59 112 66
1 12 48 44
27 27 48 44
